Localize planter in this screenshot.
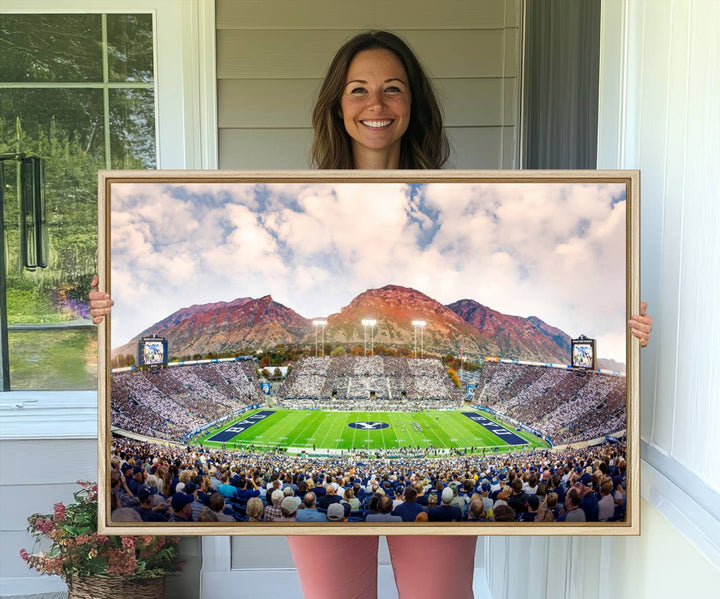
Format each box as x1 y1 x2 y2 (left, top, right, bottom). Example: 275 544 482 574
67 575 164 599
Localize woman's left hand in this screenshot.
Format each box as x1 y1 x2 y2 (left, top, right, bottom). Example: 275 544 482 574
628 301 653 348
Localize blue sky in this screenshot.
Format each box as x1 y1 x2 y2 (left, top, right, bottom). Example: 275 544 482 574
110 180 627 362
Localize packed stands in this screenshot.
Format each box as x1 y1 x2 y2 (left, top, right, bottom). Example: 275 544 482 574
111 361 263 442
278 356 462 404
474 361 626 444
110 435 629 524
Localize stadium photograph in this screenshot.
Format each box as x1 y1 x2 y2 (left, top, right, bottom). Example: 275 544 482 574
100 173 635 532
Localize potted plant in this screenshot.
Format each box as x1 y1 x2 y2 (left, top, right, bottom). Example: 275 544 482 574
20 480 182 599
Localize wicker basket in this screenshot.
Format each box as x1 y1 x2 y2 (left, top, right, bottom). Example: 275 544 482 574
67 575 164 599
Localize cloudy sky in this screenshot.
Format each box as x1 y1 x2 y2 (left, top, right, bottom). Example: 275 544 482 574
110 180 628 362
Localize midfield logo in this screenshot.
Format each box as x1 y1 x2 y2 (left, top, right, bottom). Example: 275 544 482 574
347 421 390 430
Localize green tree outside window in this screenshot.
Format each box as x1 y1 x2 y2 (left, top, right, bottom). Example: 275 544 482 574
0 13 156 390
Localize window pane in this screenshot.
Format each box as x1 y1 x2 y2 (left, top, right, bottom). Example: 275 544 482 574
110 89 157 168
0 13 156 391
8 329 97 390
1 88 105 281
107 14 155 83
0 14 103 82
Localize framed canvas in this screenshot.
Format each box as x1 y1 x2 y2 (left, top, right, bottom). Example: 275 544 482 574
97 170 640 536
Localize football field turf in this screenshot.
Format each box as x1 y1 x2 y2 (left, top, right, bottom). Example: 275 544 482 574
201 409 547 454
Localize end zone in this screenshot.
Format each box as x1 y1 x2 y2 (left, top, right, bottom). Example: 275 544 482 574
206 410 275 443
461 412 529 446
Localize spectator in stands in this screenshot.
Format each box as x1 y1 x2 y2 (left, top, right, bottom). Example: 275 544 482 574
392 485 405 510
577 473 599 522
366 495 402 522
598 479 615 521
557 488 586 522
507 478 530 515
326 502 348 523
518 495 540 522
137 488 168 522
467 499 487 522
198 507 218 522
263 490 284 522
296 492 327 522
492 504 516 522
246 497 264 522
111 469 138 509
429 487 462 522
275 496 298 522
170 493 194 522
236 476 260 502
341 487 361 512
184 482 206 522
391 487 426 522
218 473 236 499
414 481 429 507
318 483 342 510
210 492 236 522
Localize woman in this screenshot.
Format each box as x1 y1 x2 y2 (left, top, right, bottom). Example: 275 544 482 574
341 486 361 512
90 29 653 599
245 496 264 522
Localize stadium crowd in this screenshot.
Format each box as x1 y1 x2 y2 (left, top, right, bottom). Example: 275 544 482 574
279 356 462 403
109 436 628 525
111 362 263 442
475 362 627 444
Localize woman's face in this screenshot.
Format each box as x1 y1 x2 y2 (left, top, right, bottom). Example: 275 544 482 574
340 48 411 167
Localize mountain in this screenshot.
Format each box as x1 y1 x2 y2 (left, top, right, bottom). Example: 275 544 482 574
318 284 485 356
446 300 571 363
112 295 313 359
113 285 598 365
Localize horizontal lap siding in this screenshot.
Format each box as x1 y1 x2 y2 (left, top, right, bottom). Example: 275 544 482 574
216 1 521 169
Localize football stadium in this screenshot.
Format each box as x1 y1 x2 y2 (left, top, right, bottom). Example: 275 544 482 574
109 346 629 525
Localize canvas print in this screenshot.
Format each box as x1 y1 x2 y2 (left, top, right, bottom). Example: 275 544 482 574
99 171 639 535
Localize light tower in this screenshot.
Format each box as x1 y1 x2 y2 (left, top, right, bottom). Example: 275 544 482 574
313 319 327 356
361 319 377 356
412 320 426 357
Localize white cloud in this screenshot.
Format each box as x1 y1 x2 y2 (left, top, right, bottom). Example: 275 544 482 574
109 180 628 361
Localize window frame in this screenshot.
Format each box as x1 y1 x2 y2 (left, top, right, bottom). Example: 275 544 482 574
0 0 217 426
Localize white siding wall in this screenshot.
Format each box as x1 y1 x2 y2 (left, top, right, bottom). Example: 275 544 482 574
486 1 720 596
216 0 522 169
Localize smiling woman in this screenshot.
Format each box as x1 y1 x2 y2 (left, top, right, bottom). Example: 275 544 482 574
340 49 412 169
311 30 448 170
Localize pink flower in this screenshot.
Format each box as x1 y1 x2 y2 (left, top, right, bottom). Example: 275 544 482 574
19 549 29 562
121 537 135 549
34 518 53 534
107 548 137 576
53 502 66 522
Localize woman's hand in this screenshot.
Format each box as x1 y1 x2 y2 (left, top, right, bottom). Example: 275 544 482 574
628 301 653 348
89 274 114 324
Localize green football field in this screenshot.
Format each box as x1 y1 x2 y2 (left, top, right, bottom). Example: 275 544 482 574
201 409 547 454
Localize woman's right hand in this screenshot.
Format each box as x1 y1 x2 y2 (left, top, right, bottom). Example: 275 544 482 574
89 274 114 324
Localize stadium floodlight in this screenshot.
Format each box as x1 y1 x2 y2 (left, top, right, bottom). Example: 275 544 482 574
412 320 426 357
313 319 327 357
361 318 377 356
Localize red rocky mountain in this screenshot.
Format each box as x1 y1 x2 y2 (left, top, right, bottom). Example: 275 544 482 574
113 285 583 364
446 299 571 363
112 295 313 359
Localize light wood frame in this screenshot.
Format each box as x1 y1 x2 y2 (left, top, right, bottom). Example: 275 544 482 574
97 169 640 536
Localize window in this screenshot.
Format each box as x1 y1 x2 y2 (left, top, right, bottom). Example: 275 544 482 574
0 13 156 390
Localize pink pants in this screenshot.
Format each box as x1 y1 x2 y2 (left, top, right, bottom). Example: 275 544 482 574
287 535 477 599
